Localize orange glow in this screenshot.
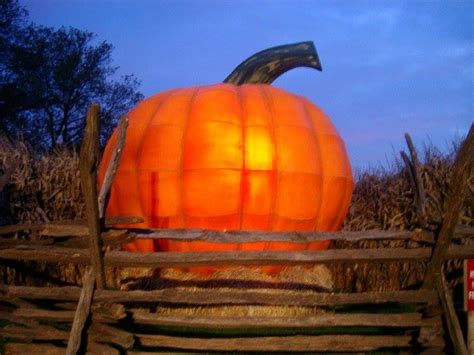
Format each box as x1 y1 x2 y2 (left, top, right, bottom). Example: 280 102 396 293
98 83 354 275
245 126 273 170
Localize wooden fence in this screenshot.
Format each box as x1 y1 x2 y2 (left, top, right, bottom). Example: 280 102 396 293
0 106 472 354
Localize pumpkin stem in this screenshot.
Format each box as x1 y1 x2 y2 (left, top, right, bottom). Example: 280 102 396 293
223 41 322 85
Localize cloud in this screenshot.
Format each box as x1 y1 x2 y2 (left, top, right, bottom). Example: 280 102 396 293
352 7 400 29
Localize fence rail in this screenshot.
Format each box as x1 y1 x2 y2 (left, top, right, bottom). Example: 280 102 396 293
0 105 471 354
1 242 474 266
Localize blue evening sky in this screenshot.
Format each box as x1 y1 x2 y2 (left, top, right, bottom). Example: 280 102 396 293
22 0 473 171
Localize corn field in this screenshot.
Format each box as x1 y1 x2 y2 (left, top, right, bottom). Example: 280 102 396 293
0 135 472 292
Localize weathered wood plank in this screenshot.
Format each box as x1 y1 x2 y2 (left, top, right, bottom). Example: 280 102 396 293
130 228 431 243
86 342 120 355
92 301 126 321
105 247 436 267
0 246 435 266
401 133 427 228
104 289 438 306
436 273 468 354
101 230 135 246
98 115 128 218
39 219 142 237
4 343 65 355
12 308 76 322
1 244 473 268
0 324 70 340
132 311 435 328
0 310 41 328
3 341 120 355
105 216 144 226
89 322 134 349
6 226 409 241
4 223 472 242
137 334 412 351
53 230 136 248
0 231 133 249
0 285 81 300
0 246 91 263
32 226 425 242
0 223 44 235
46 301 126 320
0 316 128 351
79 104 105 289
66 268 95 355
0 286 438 306
8 304 125 322
445 244 474 259
424 124 474 289
40 223 89 236
0 217 143 236
0 225 432 246
0 237 53 249
453 225 474 238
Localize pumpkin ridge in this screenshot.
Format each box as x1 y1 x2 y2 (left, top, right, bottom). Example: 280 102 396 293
257 85 278 242
236 86 245 234
300 98 323 232
126 93 174 251
330 150 354 231
304 98 328 230
179 87 202 243
134 92 175 229
135 92 175 170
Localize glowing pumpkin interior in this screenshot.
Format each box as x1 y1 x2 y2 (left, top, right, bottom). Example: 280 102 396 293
98 42 354 275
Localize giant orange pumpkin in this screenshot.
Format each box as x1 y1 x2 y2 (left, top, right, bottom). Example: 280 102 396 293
98 42 354 275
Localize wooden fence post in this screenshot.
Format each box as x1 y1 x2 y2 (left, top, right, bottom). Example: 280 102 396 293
400 133 427 228
79 103 106 289
66 268 95 355
98 115 128 218
423 124 473 288
437 273 468 354
422 124 473 353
